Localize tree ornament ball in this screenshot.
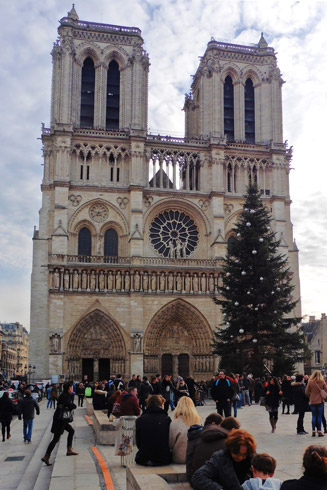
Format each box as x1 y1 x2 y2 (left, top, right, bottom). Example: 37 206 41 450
247 291 251 295
260 277 264 281
239 328 244 334
235 259 239 263
252 250 257 255
226 272 230 276
250 209 255 214
234 301 239 306
226 321 230 326
259 238 264 242
230 335 234 338
241 271 246 276
271 291 275 295
237 233 241 237
246 222 251 227
255 307 258 311
253 338 258 343
244 208 249 212
274 310 277 314
226 286 230 290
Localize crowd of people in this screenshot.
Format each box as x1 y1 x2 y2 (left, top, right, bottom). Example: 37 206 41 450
2 369 327 488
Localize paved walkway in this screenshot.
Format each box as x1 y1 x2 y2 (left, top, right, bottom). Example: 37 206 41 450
0 399 323 489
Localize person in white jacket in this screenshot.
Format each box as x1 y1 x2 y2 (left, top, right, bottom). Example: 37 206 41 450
242 453 282 490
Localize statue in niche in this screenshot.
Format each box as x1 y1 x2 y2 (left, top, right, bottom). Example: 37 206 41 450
132 333 142 353
64 270 69 290
53 269 60 289
160 272 165 291
209 274 215 292
218 274 223 288
81 270 87 290
192 273 199 293
168 272 174 291
169 240 175 258
50 335 61 354
116 271 122 290
99 271 104 290
90 271 96 290
176 238 182 258
185 273 191 292
201 273 207 292
182 240 188 258
73 270 79 290
143 272 148 291
176 272 182 291
108 271 113 290
125 271 130 291
134 271 140 291
151 272 156 291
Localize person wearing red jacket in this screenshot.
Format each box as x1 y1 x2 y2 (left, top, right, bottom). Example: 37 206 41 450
119 387 141 416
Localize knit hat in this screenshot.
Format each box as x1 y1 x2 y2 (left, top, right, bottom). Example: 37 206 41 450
177 376 183 381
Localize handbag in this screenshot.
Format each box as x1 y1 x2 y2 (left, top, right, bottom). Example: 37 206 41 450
58 404 73 423
232 393 240 401
259 396 266 406
315 381 327 400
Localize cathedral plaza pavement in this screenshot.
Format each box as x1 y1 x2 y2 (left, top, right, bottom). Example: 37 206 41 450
0 398 320 489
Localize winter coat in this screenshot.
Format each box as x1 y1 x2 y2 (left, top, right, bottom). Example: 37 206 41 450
186 424 203 483
281 379 292 401
19 396 40 420
135 406 171 466
0 396 14 422
138 381 153 401
169 417 191 463
305 379 327 405
161 379 174 402
51 392 76 435
119 393 141 416
191 425 229 478
92 390 107 410
176 381 189 399
192 449 251 490
291 382 310 412
76 386 85 396
211 378 234 402
280 474 327 490
243 477 282 489
264 384 281 410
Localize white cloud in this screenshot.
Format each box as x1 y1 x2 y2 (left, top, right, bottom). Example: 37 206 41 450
0 0 326 328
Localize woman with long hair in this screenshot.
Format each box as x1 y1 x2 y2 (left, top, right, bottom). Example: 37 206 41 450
280 445 327 489
107 389 121 417
169 395 201 463
305 369 327 437
265 376 282 433
192 429 256 489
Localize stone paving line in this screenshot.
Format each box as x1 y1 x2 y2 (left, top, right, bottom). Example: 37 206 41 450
0 399 324 489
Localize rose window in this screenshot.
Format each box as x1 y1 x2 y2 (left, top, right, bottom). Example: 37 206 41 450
149 210 199 258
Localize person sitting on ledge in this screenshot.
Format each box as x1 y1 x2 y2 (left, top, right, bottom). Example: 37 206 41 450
135 394 171 466
242 453 282 489
280 445 327 490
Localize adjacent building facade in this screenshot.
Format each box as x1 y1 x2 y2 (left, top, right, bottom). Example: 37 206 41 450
303 314 327 375
30 7 301 381
0 322 29 379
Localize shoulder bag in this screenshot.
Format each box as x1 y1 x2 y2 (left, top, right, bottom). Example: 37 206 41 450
315 381 327 400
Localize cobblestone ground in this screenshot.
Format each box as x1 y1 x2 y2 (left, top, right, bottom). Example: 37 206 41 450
0 398 323 489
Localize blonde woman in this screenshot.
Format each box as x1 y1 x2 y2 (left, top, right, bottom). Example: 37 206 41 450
305 370 327 437
169 396 201 463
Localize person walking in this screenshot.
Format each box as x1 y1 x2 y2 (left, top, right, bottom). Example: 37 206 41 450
46 384 53 409
265 377 282 433
41 382 78 466
0 392 14 441
76 383 85 407
305 369 327 437
19 389 40 443
211 370 234 417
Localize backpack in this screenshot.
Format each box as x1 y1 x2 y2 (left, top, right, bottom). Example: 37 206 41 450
85 386 92 397
216 378 230 387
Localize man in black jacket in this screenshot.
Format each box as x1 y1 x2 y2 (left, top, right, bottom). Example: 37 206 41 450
211 371 234 417
19 389 40 443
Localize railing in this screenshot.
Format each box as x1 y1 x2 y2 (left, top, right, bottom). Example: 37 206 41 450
207 40 275 55
61 18 141 35
49 254 222 269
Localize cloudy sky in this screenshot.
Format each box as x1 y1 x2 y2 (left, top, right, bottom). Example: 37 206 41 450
0 0 326 330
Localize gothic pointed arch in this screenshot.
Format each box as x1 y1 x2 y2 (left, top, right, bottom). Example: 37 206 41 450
66 308 126 362
144 299 212 354
75 43 102 66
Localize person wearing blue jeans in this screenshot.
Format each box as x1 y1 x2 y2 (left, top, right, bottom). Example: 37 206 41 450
19 390 40 443
305 369 327 437
310 403 324 435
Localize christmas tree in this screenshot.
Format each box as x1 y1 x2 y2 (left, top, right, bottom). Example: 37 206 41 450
212 184 307 377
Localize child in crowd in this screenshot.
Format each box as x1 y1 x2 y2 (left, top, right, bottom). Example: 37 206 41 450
242 453 282 490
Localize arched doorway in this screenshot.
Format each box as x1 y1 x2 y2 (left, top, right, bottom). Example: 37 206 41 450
144 299 215 380
66 309 126 381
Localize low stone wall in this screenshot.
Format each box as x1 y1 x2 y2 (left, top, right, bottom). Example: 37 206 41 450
126 463 191 490
85 397 119 445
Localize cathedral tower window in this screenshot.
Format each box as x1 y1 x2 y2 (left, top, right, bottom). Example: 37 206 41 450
245 78 255 143
106 61 120 130
104 229 118 257
224 76 234 141
78 227 91 257
80 57 95 129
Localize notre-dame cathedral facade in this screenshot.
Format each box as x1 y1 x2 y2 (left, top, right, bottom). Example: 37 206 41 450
30 6 301 381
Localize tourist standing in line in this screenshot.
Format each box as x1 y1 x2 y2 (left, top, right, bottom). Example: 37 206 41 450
76 383 85 407
0 392 14 441
138 376 153 412
41 382 78 466
305 369 327 437
19 389 40 443
265 377 282 433
291 374 310 435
